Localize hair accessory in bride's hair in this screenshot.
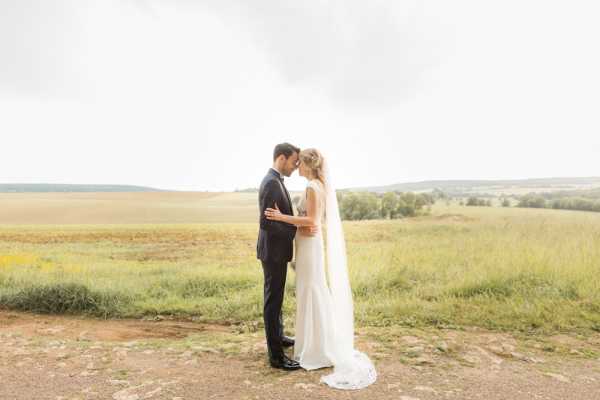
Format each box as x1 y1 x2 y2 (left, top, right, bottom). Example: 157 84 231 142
301 148 323 170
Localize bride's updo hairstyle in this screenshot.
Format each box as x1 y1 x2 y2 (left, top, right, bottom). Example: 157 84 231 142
299 148 326 186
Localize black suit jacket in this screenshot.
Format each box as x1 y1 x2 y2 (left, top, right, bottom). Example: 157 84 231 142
257 168 297 263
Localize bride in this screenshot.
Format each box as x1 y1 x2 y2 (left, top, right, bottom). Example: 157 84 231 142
264 148 377 390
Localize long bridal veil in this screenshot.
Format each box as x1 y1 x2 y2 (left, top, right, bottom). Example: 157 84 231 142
320 157 377 390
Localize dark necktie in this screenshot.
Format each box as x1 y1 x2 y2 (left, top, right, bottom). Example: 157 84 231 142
278 176 293 214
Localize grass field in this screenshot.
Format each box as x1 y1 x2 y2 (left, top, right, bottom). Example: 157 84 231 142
0 194 599 335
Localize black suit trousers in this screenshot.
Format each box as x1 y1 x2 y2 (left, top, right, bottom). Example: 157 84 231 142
261 259 287 359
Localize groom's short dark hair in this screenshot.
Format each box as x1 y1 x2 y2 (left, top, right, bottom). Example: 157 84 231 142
273 143 300 161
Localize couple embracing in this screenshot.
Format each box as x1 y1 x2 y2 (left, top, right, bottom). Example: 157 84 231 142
257 143 377 390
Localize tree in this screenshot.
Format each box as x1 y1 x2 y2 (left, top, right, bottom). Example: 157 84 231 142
340 192 380 220
466 197 479 206
338 191 434 220
381 192 399 219
466 197 490 207
518 195 546 209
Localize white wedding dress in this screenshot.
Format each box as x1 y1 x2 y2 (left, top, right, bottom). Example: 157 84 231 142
293 177 377 390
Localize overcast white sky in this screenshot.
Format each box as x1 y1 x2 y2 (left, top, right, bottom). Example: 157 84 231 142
1 0 599 191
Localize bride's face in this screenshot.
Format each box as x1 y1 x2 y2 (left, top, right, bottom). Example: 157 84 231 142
298 160 309 179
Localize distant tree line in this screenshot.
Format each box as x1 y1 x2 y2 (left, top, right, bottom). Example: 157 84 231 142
457 196 513 207
517 194 600 213
337 191 435 221
540 188 600 201
465 197 493 207
234 187 259 193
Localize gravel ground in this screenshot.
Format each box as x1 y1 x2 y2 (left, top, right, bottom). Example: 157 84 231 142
1 310 599 400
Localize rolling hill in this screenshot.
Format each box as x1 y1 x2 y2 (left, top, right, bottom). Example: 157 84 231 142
0 184 165 193
350 177 600 196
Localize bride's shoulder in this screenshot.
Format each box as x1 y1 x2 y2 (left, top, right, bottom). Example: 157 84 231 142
307 179 324 191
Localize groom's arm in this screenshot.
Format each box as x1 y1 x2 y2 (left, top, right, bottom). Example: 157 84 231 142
265 186 319 228
260 180 297 239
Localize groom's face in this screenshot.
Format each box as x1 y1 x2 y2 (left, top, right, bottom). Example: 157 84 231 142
282 152 299 177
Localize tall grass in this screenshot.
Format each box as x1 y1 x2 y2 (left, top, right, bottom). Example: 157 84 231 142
1 205 599 334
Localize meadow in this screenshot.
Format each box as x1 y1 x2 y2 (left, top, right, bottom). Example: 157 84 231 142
0 192 599 335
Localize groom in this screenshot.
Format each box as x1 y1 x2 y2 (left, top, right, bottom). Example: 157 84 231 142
257 143 315 370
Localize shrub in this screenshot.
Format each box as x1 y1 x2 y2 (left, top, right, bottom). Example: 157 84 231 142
517 195 547 208
0 283 129 317
466 197 490 207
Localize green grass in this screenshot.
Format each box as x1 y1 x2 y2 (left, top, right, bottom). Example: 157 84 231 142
0 283 129 317
1 204 600 335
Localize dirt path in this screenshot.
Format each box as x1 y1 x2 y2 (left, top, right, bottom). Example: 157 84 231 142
1 310 600 400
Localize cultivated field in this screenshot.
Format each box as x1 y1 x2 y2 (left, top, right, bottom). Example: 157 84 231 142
0 192 260 224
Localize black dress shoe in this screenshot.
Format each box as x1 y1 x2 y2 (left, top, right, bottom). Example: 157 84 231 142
269 355 301 371
281 336 295 348
282 354 299 364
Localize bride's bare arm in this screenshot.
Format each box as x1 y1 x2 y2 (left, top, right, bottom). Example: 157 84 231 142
265 187 319 227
